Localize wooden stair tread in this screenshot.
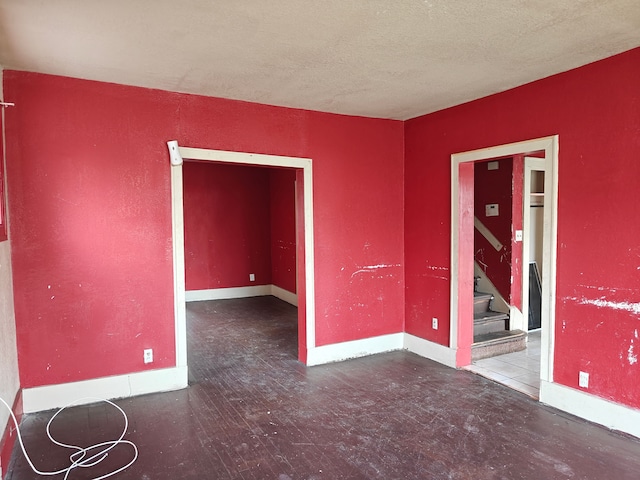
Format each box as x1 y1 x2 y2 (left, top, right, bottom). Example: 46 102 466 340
473 329 525 345
473 310 509 320
474 292 493 299
473 291 494 315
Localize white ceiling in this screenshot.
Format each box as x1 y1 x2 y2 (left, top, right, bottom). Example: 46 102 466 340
0 0 639 120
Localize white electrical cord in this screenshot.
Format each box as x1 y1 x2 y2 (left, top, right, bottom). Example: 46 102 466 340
0 396 138 479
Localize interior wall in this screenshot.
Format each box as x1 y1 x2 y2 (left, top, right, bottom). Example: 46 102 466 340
405 47 640 409
183 162 272 290
0 67 20 472
4 71 405 389
270 168 297 294
473 157 514 302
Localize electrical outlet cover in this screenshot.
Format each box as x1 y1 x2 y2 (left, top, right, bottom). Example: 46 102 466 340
144 349 153 364
579 371 589 388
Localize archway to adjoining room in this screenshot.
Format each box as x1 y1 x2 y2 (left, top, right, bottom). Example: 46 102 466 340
169 144 316 372
450 136 558 399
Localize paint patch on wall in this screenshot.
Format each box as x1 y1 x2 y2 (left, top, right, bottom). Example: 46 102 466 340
628 330 640 366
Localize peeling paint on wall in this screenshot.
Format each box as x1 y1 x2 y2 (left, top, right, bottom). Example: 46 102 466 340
350 264 401 279
628 342 637 366
565 296 640 316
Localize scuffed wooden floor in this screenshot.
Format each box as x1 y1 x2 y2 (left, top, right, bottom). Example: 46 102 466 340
8 296 640 479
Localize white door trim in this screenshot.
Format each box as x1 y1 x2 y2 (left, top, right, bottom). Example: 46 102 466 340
169 144 316 367
450 136 558 384
520 157 546 333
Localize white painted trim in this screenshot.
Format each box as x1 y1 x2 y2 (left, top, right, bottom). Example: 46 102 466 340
22 366 188 413
171 165 187 368
306 333 403 366
185 285 272 302
404 333 457 368
169 144 316 364
540 380 640 439
509 306 525 331
450 136 558 379
270 285 298 306
541 139 559 384
450 156 461 354
185 285 298 306
474 216 503 251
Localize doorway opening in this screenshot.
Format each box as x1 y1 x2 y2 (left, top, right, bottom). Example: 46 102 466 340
169 144 316 372
450 136 558 398
470 154 546 396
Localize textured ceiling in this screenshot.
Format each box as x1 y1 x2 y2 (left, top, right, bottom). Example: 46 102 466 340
0 0 639 120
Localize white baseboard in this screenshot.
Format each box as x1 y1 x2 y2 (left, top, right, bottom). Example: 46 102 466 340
185 285 297 305
22 366 188 413
404 333 457 368
270 285 298 306
306 333 403 366
185 285 272 302
540 380 640 439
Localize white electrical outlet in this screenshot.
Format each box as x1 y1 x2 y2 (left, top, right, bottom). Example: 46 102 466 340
432 317 438 330
249 273 255 282
579 371 589 388
144 348 153 364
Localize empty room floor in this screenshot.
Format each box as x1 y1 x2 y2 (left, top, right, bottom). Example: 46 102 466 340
7 297 640 479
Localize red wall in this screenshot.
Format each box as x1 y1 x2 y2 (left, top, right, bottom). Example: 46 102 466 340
182 163 297 294
183 162 272 290
270 168 297 294
405 47 640 409
474 157 514 301
4 71 404 388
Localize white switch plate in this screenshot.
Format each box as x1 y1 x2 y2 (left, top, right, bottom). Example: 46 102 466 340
249 273 255 282
432 317 438 330
515 230 523 242
579 371 589 388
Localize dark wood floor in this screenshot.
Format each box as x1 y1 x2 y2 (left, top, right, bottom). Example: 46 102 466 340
7 296 640 479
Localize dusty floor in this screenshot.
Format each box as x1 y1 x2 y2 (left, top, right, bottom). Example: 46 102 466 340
7 296 640 479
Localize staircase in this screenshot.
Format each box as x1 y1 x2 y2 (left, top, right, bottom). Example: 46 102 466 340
472 291 526 361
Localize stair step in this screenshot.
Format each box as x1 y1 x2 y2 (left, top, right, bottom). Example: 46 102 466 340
472 330 526 361
473 292 493 314
473 310 509 336
474 310 509 322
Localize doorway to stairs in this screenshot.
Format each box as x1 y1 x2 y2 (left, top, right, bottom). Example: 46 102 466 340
449 136 558 399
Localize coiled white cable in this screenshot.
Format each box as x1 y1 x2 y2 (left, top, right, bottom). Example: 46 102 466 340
0 396 138 479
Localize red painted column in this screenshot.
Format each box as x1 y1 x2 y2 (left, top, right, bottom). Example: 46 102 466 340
510 155 524 312
457 162 475 366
